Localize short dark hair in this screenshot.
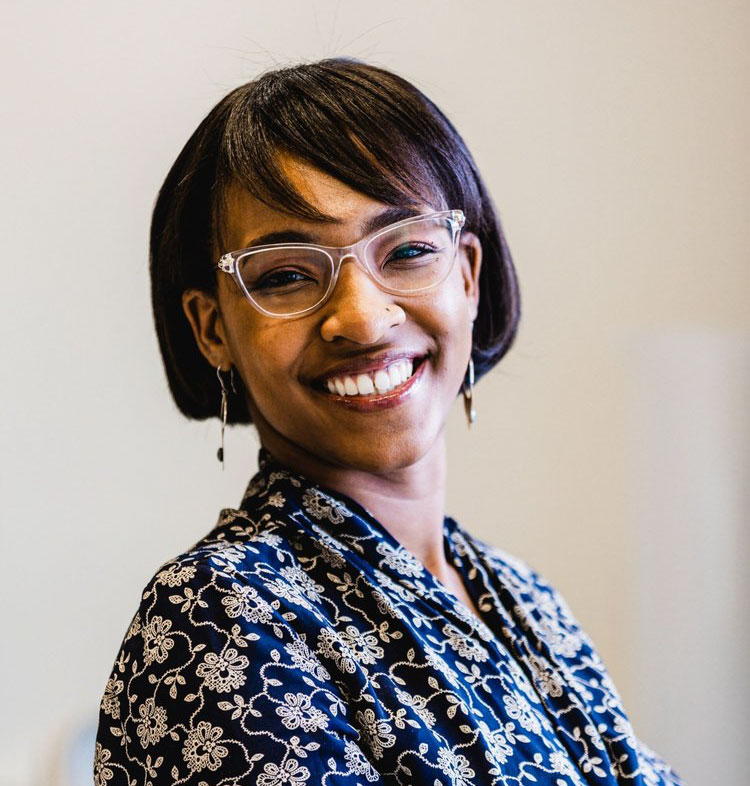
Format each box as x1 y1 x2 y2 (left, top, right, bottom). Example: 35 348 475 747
150 58 520 424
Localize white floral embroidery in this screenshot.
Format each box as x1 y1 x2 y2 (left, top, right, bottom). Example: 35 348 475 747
155 564 197 587
124 611 141 641
279 564 325 604
101 676 123 719
484 722 514 766
343 739 380 781
424 644 460 683
256 757 310 786
396 688 437 728
375 540 424 577
443 622 490 663
265 574 315 611
136 698 167 748
302 487 352 525
528 653 564 698
317 628 358 675
285 636 331 681
93 743 113 786
141 616 174 665
503 693 542 735
182 720 229 772
355 708 396 760
196 647 249 692
275 692 329 732
338 624 384 665
221 582 274 624
437 746 476 786
550 749 576 775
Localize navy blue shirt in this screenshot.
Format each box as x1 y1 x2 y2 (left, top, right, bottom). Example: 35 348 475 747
94 447 683 785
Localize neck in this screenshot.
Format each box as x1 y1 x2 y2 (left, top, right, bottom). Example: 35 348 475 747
255 425 450 581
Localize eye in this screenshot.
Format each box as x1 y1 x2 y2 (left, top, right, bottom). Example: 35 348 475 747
385 242 436 264
254 269 316 291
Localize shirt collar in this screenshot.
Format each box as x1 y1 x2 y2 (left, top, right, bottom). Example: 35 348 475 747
232 446 494 636
240 446 460 575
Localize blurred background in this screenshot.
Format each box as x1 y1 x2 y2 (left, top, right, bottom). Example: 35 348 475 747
1 1 748 784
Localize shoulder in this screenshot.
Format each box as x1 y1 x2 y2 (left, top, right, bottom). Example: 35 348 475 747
151 498 311 587
96 515 334 722
125 488 360 638
139 504 319 626
104 504 318 686
94 510 366 785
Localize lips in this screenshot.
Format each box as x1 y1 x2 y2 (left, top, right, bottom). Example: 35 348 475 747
314 355 429 411
310 352 429 393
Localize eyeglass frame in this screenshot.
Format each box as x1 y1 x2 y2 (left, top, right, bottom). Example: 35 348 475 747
216 208 466 318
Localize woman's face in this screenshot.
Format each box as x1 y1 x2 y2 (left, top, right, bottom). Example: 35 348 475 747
184 155 482 474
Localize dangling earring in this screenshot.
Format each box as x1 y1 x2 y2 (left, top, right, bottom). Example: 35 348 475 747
462 356 476 428
216 366 230 467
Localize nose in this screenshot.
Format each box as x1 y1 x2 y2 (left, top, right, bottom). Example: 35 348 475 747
318 254 405 344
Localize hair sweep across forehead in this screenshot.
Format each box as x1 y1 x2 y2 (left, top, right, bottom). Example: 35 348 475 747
150 57 521 424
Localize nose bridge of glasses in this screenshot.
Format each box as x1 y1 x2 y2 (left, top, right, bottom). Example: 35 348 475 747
324 245 393 311
331 243 377 281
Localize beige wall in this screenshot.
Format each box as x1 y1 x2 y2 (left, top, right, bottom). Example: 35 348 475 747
1 1 747 784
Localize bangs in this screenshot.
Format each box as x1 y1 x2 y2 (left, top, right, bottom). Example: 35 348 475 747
212 60 476 252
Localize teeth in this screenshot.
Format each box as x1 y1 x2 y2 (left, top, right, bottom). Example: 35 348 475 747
325 358 420 397
355 373 375 395
374 370 391 392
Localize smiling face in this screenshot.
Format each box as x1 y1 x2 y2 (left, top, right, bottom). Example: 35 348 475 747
182 155 482 475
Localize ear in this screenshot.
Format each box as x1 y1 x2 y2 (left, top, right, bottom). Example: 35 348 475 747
458 231 482 322
181 289 233 370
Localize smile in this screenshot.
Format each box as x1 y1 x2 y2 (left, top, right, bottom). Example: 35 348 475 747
312 356 428 411
325 357 415 396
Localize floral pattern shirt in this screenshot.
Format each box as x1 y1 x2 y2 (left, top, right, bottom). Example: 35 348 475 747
95 447 684 786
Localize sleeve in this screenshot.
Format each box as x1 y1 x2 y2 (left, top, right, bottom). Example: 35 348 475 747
94 562 385 786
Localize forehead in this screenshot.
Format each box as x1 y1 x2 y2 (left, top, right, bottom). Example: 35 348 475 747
222 154 440 251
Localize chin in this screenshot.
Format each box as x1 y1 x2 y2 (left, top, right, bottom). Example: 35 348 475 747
318 426 440 475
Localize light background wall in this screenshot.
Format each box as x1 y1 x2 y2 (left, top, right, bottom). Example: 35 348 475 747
1 1 747 784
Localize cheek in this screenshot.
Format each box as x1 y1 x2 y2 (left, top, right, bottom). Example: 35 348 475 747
411 291 473 399
223 311 301 399
420 275 474 347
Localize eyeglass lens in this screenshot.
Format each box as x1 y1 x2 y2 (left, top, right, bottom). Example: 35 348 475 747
235 215 457 316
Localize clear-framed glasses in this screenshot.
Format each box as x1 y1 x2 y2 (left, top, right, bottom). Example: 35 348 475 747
216 209 466 318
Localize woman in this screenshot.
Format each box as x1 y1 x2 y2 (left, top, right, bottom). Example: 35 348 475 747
95 59 683 785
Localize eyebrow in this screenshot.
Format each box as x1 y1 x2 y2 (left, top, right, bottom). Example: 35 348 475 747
238 206 424 250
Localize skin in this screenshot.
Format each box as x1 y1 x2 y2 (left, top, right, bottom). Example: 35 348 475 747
183 154 483 619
